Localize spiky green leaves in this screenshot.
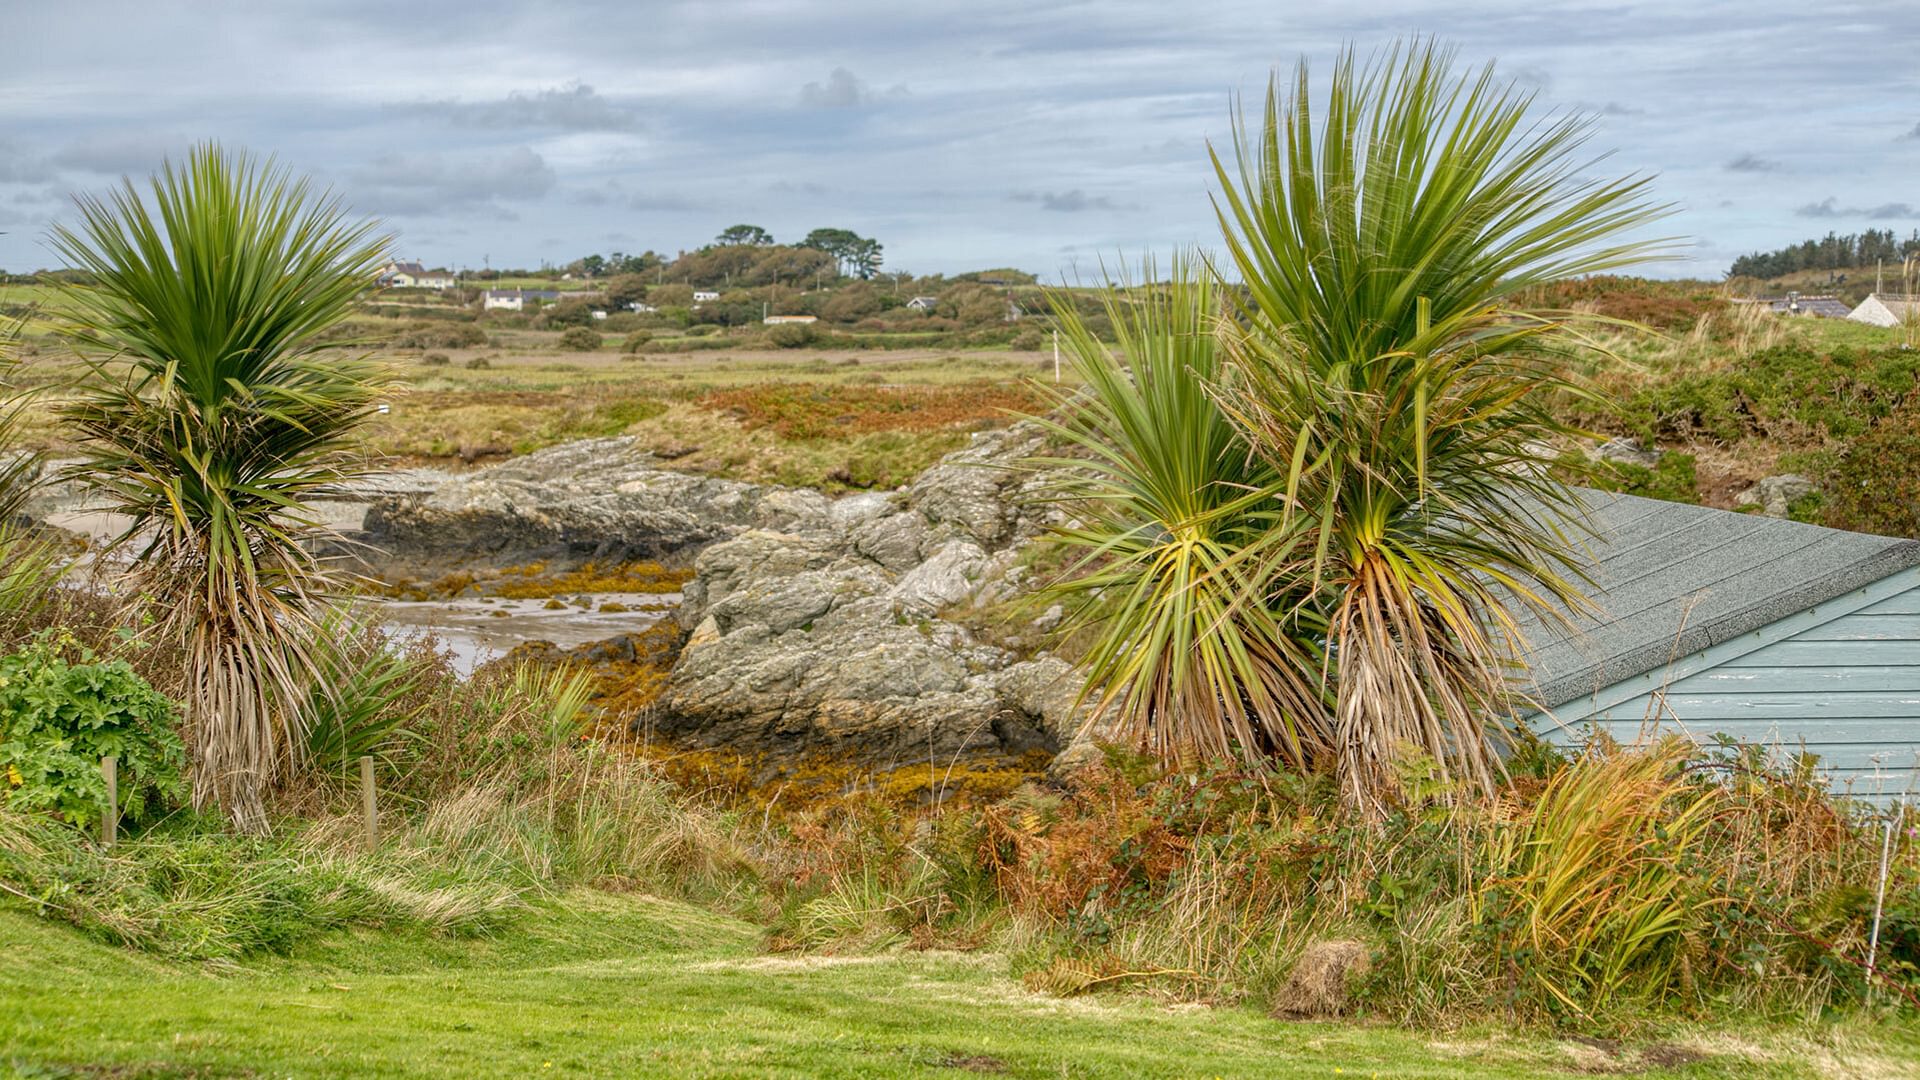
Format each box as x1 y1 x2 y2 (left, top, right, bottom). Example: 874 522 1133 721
1029 40 1671 816
51 144 392 830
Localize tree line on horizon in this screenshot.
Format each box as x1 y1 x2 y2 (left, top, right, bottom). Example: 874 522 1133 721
1729 227 1920 281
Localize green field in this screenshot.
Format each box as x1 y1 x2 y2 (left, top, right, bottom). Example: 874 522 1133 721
5 894 1912 1079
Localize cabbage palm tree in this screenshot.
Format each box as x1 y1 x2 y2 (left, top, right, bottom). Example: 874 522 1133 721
51 145 390 831
1032 260 1334 766
1210 41 1672 815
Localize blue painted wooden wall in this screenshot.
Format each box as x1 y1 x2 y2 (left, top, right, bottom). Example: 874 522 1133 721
1534 567 1920 803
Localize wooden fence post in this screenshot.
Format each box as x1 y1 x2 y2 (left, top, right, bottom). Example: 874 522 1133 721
100 755 118 848
359 755 378 849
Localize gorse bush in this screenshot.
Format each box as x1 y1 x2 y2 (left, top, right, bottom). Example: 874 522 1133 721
1818 395 1920 537
557 325 601 351
0 633 186 830
1618 343 1920 446
389 321 487 350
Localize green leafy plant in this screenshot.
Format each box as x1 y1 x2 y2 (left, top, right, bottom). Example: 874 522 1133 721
50 144 392 831
299 609 422 776
1208 40 1671 813
1030 259 1330 764
1819 395 1920 537
0 633 186 829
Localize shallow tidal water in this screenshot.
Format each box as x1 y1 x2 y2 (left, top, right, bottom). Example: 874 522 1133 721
376 592 682 675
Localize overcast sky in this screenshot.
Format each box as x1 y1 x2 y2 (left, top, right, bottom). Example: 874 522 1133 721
1 1 1915 281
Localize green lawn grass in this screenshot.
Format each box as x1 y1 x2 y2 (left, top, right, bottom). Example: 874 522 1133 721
3 892 1914 1079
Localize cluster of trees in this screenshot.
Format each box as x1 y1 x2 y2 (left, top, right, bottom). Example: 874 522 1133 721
1729 229 1920 280
567 225 886 287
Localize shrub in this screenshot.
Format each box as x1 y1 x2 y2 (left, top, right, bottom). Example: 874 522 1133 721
621 330 654 354
420 352 450 367
465 357 491 370
1620 344 1920 446
390 322 487 350
1556 449 1699 504
1011 328 1044 351
0 632 186 829
558 326 602 352
536 298 598 329
1820 396 1920 536
767 323 816 348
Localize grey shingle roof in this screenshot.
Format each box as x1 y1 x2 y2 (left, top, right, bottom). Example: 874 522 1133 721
1514 490 1920 708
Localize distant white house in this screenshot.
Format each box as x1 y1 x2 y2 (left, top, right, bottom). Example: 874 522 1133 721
763 314 818 325
626 302 657 314
905 296 940 312
379 261 457 289
482 288 566 312
692 290 721 303
591 310 608 321
1849 293 1920 328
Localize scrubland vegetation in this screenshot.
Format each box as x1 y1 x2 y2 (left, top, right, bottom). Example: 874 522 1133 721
5 41 1920 1080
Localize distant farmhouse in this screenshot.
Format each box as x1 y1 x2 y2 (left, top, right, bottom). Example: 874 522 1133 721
692 290 721 304
763 314 818 326
905 296 939 312
1848 293 1920 328
1731 292 1852 319
482 288 566 312
379 261 457 290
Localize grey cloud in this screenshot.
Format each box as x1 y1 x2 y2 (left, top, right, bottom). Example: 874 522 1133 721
0 144 56 184
1900 122 1920 142
49 131 180 175
569 180 702 213
400 84 643 133
349 147 555 215
1012 190 1131 213
1796 197 1918 220
1725 154 1780 173
798 67 905 109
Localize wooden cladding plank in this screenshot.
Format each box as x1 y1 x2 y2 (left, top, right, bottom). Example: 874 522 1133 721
1667 665 1920 694
1796 614 1920 641
1720 639 1920 668
1858 590 1920 616
1605 690 1920 720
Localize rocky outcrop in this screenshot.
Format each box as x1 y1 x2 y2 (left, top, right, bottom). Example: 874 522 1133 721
656 424 1096 773
359 438 835 568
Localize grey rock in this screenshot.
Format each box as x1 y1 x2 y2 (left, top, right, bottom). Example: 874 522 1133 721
851 511 930 572
360 437 834 569
827 490 897 533
657 421 1094 774
1735 473 1817 519
906 424 1052 553
1593 437 1662 470
890 540 990 615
